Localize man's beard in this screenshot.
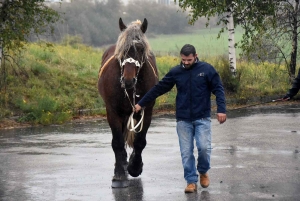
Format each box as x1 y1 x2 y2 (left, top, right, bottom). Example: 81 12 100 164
183 64 191 69
184 61 194 69
183 58 196 69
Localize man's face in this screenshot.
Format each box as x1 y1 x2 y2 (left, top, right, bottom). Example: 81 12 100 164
181 53 197 69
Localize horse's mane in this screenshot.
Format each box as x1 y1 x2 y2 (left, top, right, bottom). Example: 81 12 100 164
114 20 151 61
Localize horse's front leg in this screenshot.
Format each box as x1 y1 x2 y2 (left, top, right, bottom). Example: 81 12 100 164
127 110 152 177
107 113 128 185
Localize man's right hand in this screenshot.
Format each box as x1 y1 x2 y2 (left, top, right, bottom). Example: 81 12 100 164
134 104 142 113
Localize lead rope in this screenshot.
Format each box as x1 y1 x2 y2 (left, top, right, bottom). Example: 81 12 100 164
124 88 144 133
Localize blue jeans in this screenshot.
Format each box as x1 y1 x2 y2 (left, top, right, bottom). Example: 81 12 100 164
176 118 212 184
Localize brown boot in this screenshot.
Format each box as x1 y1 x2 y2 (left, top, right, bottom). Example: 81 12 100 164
200 173 210 188
184 183 197 193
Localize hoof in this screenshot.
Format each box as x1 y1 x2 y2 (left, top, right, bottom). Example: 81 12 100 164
111 179 129 188
127 162 143 177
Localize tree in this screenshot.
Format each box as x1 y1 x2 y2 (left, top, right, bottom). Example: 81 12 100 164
48 0 191 47
0 0 60 87
175 0 300 80
252 1 300 80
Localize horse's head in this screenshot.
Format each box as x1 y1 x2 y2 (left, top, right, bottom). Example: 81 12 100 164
115 18 150 89
119 40 145 89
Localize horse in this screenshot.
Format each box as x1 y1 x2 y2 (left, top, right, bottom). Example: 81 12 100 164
98 18 158 188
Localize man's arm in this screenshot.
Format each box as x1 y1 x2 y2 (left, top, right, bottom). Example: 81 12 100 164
209 68 227 124
135 71 176 112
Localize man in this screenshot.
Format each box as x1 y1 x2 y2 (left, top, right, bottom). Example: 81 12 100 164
134 44 226 193
282 69 300 100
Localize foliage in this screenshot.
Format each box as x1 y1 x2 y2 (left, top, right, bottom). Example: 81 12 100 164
175 0 276 43
213 56 241 93
244 1 300 80
0 38 292 124
175 0 300 79
0 0 59 52
0 42 104 125
0 0 60 92
16 95 74 125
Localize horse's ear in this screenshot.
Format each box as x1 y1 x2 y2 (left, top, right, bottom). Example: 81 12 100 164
119 18 127 31
140 18 148 33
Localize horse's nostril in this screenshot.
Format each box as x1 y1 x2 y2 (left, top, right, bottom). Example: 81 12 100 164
124 79 135 89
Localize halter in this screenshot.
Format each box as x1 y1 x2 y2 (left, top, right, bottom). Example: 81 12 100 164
119 57 143 89
119 47 146 88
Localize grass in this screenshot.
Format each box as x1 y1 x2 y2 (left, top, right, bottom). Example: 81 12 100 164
149 27 244 57
0 42 104 124
0 31 296 125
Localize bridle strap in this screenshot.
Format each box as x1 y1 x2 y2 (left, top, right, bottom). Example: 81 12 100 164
120 57 141 68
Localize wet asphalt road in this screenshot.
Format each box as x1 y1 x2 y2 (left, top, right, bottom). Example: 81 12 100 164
0 103 299 201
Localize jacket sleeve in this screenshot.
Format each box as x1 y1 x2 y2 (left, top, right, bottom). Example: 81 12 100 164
209 68 226 113
286 69 300 98
138 70 175 107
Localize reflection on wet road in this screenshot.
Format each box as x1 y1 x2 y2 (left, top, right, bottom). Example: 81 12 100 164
0 103 299 201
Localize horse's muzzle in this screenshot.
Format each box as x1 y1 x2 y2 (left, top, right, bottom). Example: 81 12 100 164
120 77 137 89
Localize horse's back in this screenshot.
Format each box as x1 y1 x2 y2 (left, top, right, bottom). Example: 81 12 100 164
148 52 159 81
98 45 119 99
101 45 116 65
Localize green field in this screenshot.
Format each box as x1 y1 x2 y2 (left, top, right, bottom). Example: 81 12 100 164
148 27 244 57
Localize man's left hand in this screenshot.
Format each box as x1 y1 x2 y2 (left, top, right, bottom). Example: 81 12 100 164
217 113 226 124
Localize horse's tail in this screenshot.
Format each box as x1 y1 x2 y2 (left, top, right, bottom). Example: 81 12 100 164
125 118 136 148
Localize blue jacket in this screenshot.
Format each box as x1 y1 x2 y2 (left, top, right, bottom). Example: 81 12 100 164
138 59 226 121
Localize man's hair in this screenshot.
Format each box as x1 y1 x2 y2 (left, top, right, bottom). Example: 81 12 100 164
180 44 196 56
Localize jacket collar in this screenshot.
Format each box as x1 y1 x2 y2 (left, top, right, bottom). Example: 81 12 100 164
181 57 199 69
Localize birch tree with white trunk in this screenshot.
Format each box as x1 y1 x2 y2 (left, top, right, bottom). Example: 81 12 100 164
227 7 237 76
175 0 300 80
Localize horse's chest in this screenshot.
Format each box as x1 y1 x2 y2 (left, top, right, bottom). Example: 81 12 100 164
109 92 134 111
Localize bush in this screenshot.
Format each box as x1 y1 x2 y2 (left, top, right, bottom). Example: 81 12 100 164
214 56 241 93
31 62 48 76
16 96 65 125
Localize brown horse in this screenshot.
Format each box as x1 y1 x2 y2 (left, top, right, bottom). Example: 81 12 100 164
98 18 158 187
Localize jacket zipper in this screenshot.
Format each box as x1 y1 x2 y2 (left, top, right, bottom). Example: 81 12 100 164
189 69 193 120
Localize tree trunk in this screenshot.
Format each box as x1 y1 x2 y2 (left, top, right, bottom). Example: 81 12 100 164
0 46 2 68
289 0 299 81
227 8 237 76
